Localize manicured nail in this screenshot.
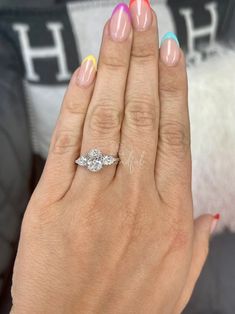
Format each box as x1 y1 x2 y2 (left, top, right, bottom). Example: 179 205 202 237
129 0 152 32
210 214 221 234
110 3 131 42
77 55 97 87
160 32 181 67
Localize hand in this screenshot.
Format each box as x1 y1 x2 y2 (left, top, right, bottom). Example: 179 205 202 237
11 2 216 313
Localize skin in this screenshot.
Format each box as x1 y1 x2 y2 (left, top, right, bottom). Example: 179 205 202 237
11 9 214 314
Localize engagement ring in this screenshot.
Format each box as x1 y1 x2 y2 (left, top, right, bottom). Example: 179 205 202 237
75 149 120 173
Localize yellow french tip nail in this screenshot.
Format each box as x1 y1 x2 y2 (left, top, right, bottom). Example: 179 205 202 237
82 55 97 70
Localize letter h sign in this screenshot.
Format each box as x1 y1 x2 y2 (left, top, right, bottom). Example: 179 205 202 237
13 22 71 82
179 2 219 63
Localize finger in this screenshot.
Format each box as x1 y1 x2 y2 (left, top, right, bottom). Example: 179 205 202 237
156 33 190 206
118 1 159 183
35 56 97 204
73 3 132 185
174 214 219 313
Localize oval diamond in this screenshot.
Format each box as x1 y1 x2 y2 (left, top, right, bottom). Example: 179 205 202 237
87 158 103 172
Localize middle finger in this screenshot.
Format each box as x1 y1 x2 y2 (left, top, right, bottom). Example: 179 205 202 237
118 0 159 183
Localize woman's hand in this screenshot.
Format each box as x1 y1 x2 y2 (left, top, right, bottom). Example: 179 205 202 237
11 2 217 313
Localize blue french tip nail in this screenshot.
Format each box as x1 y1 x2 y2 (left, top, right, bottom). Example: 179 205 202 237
161 32 180 46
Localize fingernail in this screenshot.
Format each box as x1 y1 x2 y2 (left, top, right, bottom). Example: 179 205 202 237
77 55 97 87
160 32 181 67
210 214 221 234
129 0 152 32
110 3 131 42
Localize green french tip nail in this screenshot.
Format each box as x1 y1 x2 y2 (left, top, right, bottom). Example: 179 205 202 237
161 32 180 46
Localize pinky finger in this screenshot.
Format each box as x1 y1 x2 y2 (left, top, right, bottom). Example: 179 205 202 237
174 214 219 313
34 55 97 204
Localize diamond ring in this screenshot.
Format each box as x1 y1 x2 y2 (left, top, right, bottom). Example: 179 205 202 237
75 149 120 173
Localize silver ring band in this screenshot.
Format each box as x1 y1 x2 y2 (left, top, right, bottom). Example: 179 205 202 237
75 149 120 173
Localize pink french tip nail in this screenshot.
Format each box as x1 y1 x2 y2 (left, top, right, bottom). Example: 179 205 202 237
110 3 131 42
210 213 221 234
129 0 152 32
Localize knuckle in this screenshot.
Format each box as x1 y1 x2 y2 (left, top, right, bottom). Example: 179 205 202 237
125 99 156 130
101 53 128 72
66 99 87 116
160 121 190 158
160 73 187 98
53 130 78 155
90 105 121 135
131 42 156 64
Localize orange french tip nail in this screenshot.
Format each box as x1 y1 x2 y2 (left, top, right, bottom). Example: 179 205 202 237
129 0 151 7
129 0 135 7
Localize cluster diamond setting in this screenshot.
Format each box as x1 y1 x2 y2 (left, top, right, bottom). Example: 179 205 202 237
75 149 119 173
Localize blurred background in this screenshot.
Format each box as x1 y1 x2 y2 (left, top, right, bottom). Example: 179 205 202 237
0 0 234 313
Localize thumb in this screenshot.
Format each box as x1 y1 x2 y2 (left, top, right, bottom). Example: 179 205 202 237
174 214 220 313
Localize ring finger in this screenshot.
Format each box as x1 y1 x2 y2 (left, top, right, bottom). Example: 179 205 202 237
73 3 133 186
